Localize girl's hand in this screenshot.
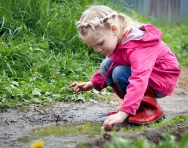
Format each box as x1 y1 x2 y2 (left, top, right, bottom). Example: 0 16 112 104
70 81 94 94
103 111 129 131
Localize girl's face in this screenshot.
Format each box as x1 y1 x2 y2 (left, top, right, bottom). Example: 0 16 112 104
83 26 118 55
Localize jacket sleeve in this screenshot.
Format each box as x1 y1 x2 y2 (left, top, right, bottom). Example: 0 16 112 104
120 47 157 115
90 70 107 91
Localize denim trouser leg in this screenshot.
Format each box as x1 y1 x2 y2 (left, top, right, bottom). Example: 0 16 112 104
112 66 131 94
100 58 166 98
100 58 113 86
154 90 167 98
100 58 131 94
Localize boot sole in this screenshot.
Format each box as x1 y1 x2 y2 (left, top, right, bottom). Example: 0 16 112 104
129 114 166 126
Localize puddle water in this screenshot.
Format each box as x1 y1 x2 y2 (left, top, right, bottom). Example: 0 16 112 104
11 122 103 148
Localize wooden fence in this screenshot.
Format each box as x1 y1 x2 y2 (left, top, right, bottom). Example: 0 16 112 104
113 0 188 20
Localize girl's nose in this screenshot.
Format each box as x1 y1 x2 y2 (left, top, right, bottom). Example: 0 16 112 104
94 47 103 52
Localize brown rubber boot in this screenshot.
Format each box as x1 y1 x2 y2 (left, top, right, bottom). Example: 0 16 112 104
128 87 165 125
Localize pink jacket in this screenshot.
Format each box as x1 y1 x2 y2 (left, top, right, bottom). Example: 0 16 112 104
90 24 181 115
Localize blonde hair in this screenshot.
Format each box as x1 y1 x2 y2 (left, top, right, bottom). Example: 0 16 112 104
76 5 140 40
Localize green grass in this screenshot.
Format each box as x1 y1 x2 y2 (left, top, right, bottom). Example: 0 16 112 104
0 0 188 109
104 132 188 148
0 0 107 109
104 114 188 148
118 114 188 133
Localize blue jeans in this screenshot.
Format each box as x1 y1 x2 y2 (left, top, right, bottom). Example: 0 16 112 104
100 58 166 98
100 58 131 94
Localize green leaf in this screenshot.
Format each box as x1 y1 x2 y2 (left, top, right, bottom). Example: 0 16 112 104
32 88 41 96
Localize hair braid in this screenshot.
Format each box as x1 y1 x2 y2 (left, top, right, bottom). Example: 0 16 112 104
76 5 140 39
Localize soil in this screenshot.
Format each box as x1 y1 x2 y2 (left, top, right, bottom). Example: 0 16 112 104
83 119 188 148
0 68 188 148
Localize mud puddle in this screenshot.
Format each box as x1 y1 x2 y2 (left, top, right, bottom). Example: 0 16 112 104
10 122 102 148
0 100 118 148
0 68 188 148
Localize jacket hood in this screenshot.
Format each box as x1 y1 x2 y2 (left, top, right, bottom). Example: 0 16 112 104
117 24 162 49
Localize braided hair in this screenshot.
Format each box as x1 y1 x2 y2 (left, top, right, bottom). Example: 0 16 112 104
76 5 139 40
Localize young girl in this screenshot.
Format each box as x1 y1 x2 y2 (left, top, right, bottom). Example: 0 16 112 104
70 5 181 131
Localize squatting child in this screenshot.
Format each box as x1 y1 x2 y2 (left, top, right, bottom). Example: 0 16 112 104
70 5 181 131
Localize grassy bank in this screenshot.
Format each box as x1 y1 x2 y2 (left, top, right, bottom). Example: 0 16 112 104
77 114 188 148
0 0 188 108
105 132 188 148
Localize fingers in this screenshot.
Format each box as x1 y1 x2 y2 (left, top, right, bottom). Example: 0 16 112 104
103 118 110 131
103 116 115 131
103 113 124 131
70 82 80 94
70 82 78 87
70 82 87 94
74 83 85 93
70 82 93 94
83 82 91 89
103 117 110 128
74 87 80 94
107 120 116 130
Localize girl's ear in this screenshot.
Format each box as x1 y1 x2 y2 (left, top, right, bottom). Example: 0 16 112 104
110 25 118 36
110 25 118 31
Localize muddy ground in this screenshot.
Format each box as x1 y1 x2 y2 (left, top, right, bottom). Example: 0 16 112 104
0 68 188 148
83 119 188 148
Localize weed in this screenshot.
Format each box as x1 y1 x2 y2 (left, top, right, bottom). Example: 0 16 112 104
0 0 188 108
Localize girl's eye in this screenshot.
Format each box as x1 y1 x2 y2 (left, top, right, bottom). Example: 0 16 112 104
98 41 104 46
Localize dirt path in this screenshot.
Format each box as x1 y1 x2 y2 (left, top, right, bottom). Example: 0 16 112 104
0 68 188 148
